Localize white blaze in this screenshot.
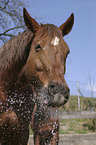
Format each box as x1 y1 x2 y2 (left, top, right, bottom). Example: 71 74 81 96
51 36 59 46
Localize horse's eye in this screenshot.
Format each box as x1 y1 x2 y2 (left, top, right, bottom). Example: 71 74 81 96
35 44 42 52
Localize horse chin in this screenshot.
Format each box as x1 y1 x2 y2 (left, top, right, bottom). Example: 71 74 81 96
51 93 69 107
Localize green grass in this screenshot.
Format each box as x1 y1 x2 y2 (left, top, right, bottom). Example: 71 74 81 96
59 95 96 134
59 118 96 134
61 95 96 111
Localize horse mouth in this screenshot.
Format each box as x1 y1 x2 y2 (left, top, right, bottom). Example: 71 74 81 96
48 93 69 107
47 83 70 107
37 89 69 108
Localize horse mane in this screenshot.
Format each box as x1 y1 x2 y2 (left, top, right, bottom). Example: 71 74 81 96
0 30 33 71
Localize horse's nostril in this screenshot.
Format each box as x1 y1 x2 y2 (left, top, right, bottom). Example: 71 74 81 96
49 82 57 87
49 83 56 94
50 84 55 89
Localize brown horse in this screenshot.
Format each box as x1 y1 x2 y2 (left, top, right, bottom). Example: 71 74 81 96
0 8 74 145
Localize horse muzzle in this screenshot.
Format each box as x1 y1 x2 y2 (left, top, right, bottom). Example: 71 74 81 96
48 82 70 107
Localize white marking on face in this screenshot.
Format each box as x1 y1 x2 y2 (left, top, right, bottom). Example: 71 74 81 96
51 36 59 46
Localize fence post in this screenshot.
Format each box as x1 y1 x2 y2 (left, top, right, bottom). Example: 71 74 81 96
77 81 80 111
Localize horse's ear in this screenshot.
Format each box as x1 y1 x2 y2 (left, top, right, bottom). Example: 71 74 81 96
23 7 40 33
59 13 74 36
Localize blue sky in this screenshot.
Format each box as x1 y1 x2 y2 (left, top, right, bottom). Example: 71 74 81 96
26 0 96 96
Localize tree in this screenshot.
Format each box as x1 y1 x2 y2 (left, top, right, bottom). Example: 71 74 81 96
0 0 27 46
88 73 94 98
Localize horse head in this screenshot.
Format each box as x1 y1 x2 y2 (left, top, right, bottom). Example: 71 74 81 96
23 8 74 108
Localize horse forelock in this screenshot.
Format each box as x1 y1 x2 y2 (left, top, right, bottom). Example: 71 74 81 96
34 24 62 42
0 30 33 72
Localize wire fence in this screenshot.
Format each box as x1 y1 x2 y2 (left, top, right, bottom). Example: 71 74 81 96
66 80 96 111
67 80 96 98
